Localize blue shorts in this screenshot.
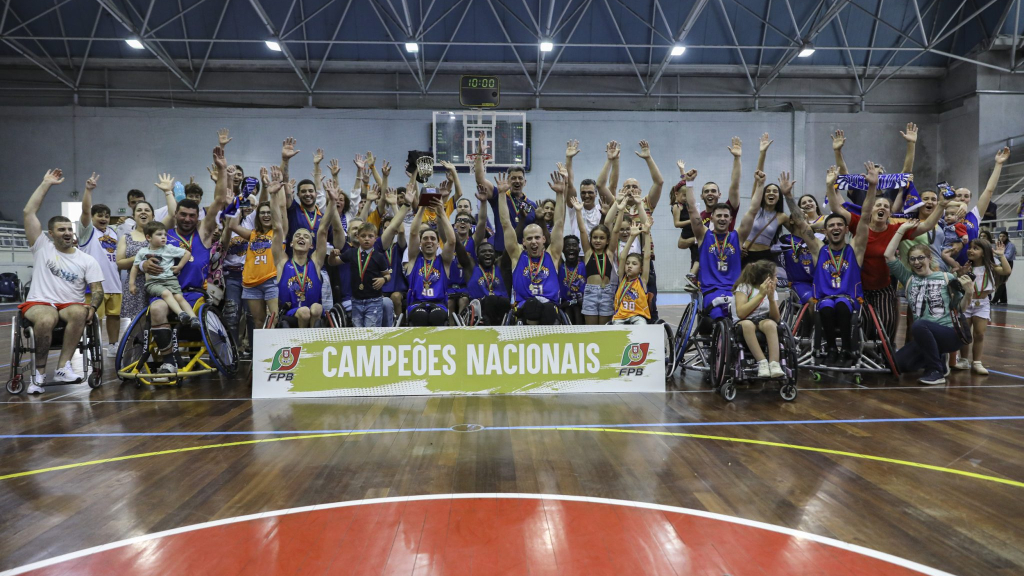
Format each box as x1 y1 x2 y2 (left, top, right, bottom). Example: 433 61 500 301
702 288 732 320
817 296 858 312
242 278 279 300
790 281 813 304
447 284 468 297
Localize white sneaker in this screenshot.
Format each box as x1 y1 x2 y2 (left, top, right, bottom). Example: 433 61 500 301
972 361 989 375
757 360 770 378
106 344 117 358
27 383 45 394
954 358 971 370
53 361 82 383
768 361 785 378
34 371 45 386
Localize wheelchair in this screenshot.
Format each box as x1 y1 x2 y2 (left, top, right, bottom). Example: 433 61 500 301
395 304 466 327
792 296 900 384
671 289 717 378
707 315 799 402
115 293 237 387
7 308 104 394
500 304 572 326
270 300 334 329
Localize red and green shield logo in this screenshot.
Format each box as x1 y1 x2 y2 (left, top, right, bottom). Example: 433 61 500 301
621 343 649 366
271 347 302 371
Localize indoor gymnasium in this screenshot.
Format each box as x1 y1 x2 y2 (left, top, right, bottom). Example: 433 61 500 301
3 1 1024 574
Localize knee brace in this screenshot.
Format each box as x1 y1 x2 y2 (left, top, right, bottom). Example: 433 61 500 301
152 326 173 355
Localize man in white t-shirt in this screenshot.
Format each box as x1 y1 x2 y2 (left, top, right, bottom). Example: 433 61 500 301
20 169 105 394
563 178 606 241
78 172 123 357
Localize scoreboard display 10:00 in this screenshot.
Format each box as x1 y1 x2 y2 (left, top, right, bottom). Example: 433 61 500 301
460 75 500 107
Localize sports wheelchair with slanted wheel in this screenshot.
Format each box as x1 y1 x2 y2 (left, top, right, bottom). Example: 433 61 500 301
115 294 237 387
792 296 899 384
7 309 104 394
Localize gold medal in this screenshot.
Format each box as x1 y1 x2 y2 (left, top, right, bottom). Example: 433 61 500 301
359 283 364 290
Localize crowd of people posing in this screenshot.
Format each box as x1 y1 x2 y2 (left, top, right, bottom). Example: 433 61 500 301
16 125 1014 393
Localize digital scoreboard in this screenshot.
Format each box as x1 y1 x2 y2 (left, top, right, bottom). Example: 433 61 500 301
460 75 500 108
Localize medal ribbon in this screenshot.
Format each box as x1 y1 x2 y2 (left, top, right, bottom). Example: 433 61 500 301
527 255 543 284
826 247 846 280
302 205 321 231
595 254 606 278
482 266 496 294
292 260 309 300
422 256 436 288
712 232 729 262
178 231 195 253
357 250 372 283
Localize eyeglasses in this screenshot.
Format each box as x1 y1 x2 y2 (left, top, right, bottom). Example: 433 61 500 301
908 256 928 263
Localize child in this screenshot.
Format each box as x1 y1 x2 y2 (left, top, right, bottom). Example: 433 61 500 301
954 238 1012 374
573 196 622 325
940 204 969 270
129 221 199 329
340 222 391 327
611 221 652 325
731 260 784 378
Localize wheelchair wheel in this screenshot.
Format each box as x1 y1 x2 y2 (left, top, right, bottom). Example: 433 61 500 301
720 382 737 402
710 319 731 390
116 310 152 383
656 319 675 379
88 371 102 389
865 303 900 376
8 321 24 394
780 384 797 401
6 376 23 395
200 304 238 375
779 323 799 383
672 302 697 374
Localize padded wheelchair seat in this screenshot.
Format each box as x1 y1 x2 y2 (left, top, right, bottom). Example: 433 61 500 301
732 323 768 348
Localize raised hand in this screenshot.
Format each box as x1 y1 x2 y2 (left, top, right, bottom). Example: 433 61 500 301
630 220 642 236
753 169 766 185
213 145 227 169
548 171 567 195
677 160 687 177
384 187 397 205
778 171 794 196
901 122 918 143
832 129 845 150
365 151 376 167
475 182 493 202
439 160 455 178
323 177 339 202
328 158 340 177
606 140 620 160
287 178 296 194
439 179 453 197
218 128 231 147
556 162 568 177
996 146 1011 164
377 160 390 178
826 165 838 187
281 137 299 160
616 187 630 208
366 185 381 203
43 168 64 185
898 219 920 233
404 187 416 206
313 148 324 165
353 153 366 170
569 197 583 211
85 172 100 191
566 139 580 158
493 172 511 194
225 165 237 182
207 163 219 183
635 140 651 160
260 166 270 187
864 161 880 186
360 167 371 184
727 136 742 157
995 240 1006 256
759 132 773 152
155 173 175 192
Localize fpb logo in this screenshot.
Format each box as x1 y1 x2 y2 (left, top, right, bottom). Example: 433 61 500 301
621 342 649 367
271 346 302 371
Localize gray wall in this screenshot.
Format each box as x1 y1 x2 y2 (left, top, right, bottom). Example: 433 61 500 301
0 105 945 290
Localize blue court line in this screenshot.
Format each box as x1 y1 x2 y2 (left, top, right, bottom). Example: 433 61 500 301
988 370 1024 381
2 415 1023 440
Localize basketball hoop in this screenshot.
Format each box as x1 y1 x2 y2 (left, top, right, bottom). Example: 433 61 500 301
416 156 435 179
467 152 492 165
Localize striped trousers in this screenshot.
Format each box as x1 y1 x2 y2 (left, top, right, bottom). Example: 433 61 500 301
864 283 898 341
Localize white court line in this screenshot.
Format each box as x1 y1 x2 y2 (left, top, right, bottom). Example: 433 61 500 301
0 493 956 576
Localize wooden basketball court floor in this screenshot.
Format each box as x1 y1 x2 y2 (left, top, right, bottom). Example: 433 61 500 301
2 303 1024 576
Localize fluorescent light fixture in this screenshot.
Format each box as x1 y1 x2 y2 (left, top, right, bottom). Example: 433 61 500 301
125 37 144 50
405 42 419 53
265 40 282 52
539 41 554 52
798 43 815 57
671 45 686 56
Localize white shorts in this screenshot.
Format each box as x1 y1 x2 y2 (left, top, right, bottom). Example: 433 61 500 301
964 297 990 320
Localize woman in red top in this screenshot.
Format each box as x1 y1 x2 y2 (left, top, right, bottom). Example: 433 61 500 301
826 165 945 338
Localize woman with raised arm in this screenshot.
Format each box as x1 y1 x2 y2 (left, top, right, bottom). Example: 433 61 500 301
115 175 178 327
885 219 973 386
228 168 279 334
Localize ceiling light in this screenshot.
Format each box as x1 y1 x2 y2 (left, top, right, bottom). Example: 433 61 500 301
539 40 554 52
125 37 144 50
265 39 282 52
671 45 686 56
405 42 419 53
798 42 815 57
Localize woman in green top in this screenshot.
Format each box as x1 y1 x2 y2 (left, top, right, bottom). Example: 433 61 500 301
885 219 974 385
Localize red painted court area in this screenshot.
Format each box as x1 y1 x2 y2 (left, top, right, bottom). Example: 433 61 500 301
14 495 941 576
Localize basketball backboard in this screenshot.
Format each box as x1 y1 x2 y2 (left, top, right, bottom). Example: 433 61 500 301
432 111 528 171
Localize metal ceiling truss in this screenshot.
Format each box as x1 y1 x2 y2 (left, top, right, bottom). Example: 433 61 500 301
0 0 1022 104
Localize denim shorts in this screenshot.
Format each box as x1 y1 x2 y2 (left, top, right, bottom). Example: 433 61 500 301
582 282 615 317
242 278 279 300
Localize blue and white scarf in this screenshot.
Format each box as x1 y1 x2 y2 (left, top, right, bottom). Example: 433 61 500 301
836 173 911 192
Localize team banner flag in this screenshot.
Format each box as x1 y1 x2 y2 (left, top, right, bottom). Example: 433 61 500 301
252 325 665 397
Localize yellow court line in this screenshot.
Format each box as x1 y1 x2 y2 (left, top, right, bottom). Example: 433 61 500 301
1 427 1022 489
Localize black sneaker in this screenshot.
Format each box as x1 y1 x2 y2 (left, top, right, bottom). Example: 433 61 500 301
177 311 191 325
824 348 839 366
190 316 202 330
839 351 854 367
919 371 946 386
941 354 951 377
